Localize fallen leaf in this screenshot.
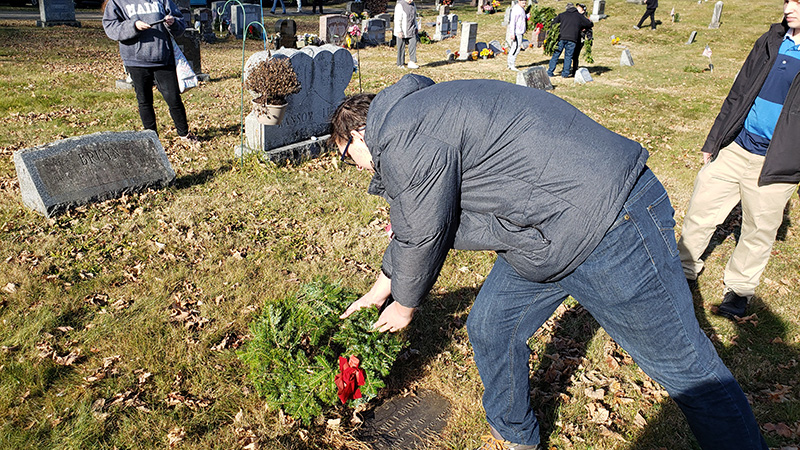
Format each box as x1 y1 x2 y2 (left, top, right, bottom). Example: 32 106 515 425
2 283 17 294
167 426 185 448
634 412 647 428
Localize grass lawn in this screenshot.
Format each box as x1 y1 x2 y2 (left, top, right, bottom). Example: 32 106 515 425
0 0 799 448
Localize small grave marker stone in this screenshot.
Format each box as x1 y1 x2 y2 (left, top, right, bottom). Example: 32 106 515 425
320 14 348 45
708 1 723 29
516 66 553 90
358 390 450 450
590 0 606 22
502 6 512 26
620 48 634 66
686 30 697 44
458 22 478 59
14 131 174 218
574 67 593 84
488 39 503 54
37 0 80 27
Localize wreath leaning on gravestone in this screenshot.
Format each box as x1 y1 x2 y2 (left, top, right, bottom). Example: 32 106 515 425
239 281 407 425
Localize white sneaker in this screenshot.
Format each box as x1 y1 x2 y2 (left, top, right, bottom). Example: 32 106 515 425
407 61 419 69
633 25 640 30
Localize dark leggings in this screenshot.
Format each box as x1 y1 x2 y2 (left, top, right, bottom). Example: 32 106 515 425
637 8 657 29
126 65 190 137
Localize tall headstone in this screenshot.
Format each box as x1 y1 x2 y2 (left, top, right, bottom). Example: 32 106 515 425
685 30 697 44
516 66 553 90
620 48 634 66
13 131 174 218
347 1 365 14
574 67 593 84
589 0 606 22
231 4 262 39
433 14 451 41
362 18 386 45
320 14 349 45
195 8 217 43
438 4 450 15
242 45 354 154
457 22 478 60
37 0 80 27
275 19 298 49
448 14 458 38
211 0 232 26
708 1 723 29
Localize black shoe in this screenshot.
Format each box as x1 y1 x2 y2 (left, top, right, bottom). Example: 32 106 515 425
714 291 749 320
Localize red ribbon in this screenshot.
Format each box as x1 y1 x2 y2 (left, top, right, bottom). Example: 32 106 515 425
335 355 366 404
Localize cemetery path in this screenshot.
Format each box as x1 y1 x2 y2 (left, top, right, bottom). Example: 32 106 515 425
0 8 101 20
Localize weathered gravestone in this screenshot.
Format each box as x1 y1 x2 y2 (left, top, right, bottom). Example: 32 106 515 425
433 14 451 41
211 0 232 30
686 30 697 44
37 0 80 27
590 0 606 22
275 19 297 49
240 45 354 160
320 14 348 45
620 48 634 66
347 0 365 14
14 131 174 218
475 42 488 53
488 39 503 55
361 18 386 45
231 4 262 39
574 67 593 84
438 4 449 15
708 1 723 29
458 22 478 60
358 390 451 450
447 14 458 38
174 29 210 81
516 66 553 90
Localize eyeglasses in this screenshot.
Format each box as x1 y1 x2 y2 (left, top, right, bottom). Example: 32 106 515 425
340 126 365 166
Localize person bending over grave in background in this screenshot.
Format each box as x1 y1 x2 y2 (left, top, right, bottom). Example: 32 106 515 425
678 0 800 320
102 0 197 143
394 0 420 69
506 0 527 71
547 2 593 78
634 0 658 30
331 74 767 450
571 3 591 75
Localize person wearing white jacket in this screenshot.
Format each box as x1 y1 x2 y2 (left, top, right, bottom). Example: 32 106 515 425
506 0 527 70
394 0 419 69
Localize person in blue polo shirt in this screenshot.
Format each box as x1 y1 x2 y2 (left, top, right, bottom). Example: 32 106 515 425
678 0 800 320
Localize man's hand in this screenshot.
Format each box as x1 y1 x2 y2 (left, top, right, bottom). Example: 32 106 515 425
135 20 151 31
702 151 712 164
373 301 415 333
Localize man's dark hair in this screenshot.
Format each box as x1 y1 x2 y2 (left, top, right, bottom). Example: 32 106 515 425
329 93 376 146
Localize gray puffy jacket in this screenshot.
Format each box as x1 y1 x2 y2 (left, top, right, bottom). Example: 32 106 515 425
103 0 186 67
365 75 648 308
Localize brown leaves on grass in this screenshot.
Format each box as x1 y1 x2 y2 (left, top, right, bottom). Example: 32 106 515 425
167 426 186 448
36 339 82 366
168 282 211 333
165 391 214 410
84 355 121 383
762 421 800 440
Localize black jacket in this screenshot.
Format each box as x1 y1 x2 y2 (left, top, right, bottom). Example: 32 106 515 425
644 0 658 11
365 75 647 308
552 7 593 43
702 21 800 186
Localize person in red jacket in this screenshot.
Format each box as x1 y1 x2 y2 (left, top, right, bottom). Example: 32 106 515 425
678 0 800 319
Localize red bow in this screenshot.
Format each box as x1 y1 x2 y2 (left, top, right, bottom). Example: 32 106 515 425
334 355 366 404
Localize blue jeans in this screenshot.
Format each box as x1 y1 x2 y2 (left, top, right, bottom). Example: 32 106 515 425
466 168 766 449
547 40 576 77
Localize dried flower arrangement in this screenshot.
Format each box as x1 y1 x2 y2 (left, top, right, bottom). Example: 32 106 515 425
244 57 301 125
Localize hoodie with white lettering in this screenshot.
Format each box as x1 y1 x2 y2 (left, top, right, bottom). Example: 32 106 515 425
103 0 186 68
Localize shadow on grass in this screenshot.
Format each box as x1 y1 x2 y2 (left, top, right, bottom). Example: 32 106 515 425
173 164 233 190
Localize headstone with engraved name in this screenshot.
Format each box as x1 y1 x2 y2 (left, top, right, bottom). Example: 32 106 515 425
448 14 458 38
516 66 553 90
438 4 449 15
358 390 451 450
320 14 348 45
37 0 80 27
211 0 231 28
708 1 723 29
362 18 386 45
686 30 697 44
620 48 634 66
458 22 478 60
590 0 606 21
14 131 174 218
433 14 450 41
242 45 354 155
231 4 262 39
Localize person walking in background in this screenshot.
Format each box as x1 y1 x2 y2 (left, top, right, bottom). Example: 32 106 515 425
312 0 323 14
102 0 197 142
270 0 286 15
394 0 420 69
547 3 593 78
331 73 768 450
634 0 658 30
571 3 591 75
678 0 800 320
506 0 527 71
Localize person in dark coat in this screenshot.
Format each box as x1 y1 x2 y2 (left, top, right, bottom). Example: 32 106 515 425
678 2 800 320
634 0 658 30
332 74 767 450
547 3 593 78
571 3 591 75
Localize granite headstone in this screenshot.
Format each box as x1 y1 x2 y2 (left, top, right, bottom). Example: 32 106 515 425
320 14 348 45
458 22 478 60
362 18 386 45
589 0 606 22
242 45 354 155
620 48 634 66
686 30 697 44
231 4 262 39
14 131 174 218
37 0 80 27
708 1 722 29
574 67 593 84
516 66 553 90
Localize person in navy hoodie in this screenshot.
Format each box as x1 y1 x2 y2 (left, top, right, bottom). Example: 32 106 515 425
103 0 197 142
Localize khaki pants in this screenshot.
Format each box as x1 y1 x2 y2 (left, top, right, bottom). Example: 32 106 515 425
677 142 797 298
